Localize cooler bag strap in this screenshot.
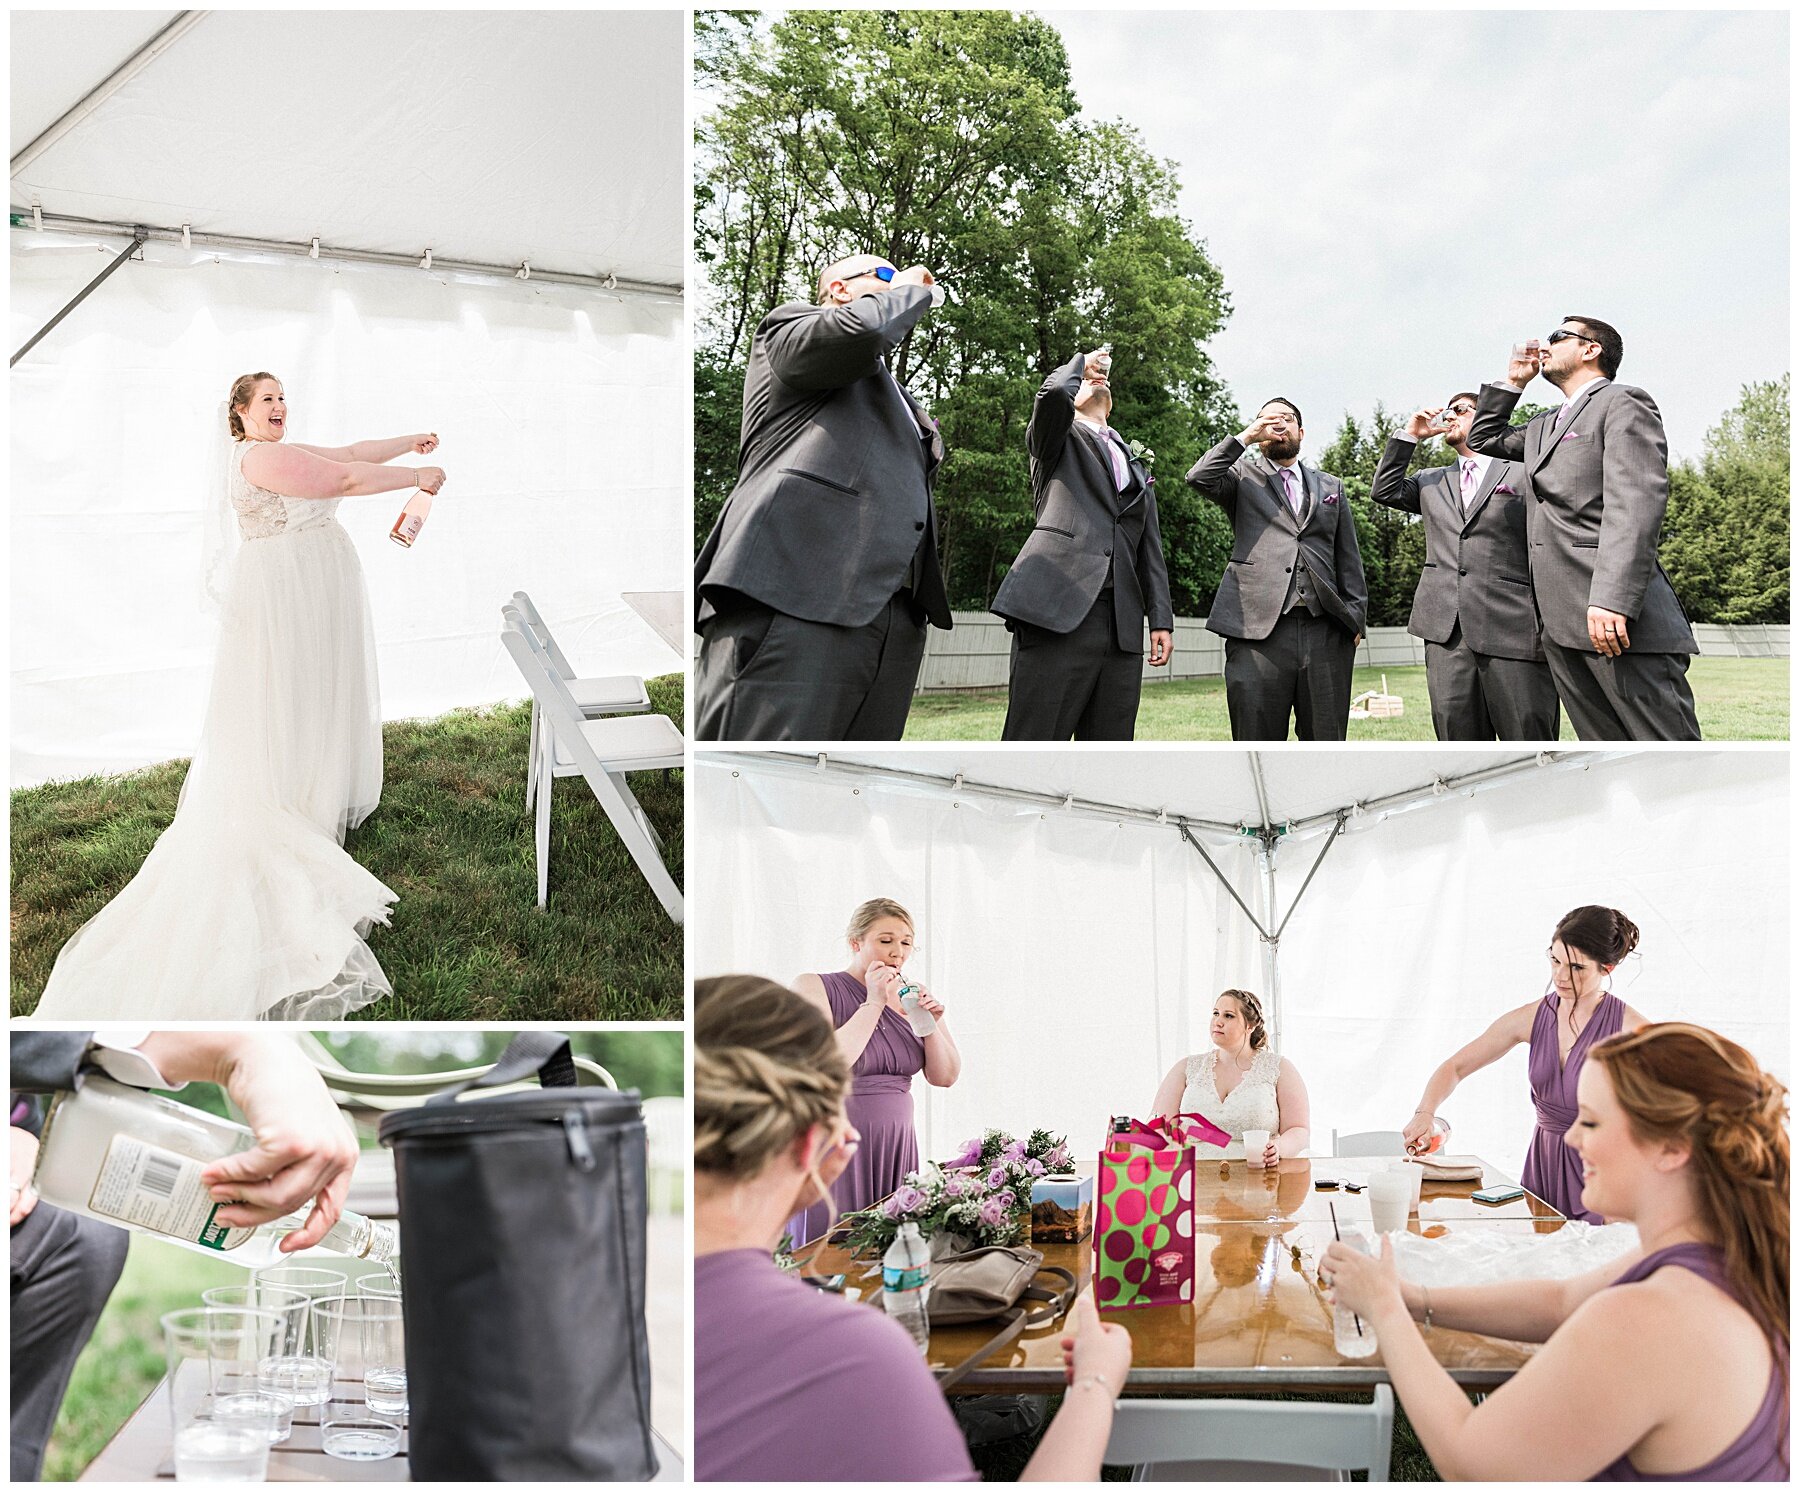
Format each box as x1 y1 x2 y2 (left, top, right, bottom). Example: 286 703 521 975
425 1030 576 1104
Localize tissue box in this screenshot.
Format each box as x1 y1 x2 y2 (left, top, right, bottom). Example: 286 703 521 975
1031 1173 1094 1243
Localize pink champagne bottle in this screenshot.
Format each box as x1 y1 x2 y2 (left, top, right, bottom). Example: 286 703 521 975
390 489 432 548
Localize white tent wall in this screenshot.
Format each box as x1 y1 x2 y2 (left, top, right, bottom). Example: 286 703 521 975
691 760 1266 1162
11 241 684 785
696 749 1789 1193
1275 749 1790 1182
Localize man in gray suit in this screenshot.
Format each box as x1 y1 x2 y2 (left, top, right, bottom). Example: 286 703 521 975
1186 399 1368 740
694 253 953 741
10 1032 359 1479
1467 317 1699 740
1371 394 1561 740
992 347 1173 739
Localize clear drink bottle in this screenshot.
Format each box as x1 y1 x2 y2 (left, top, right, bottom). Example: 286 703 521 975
882 1220 932 1354
897 982 937 1037
32 1074 396 1267
389 489 432 547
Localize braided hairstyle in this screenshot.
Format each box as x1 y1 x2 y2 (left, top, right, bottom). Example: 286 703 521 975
1552 905 1640 1034
226 372 279 439
1587 1020 1788 1455
1217 988 1269 1052
695 976 850 1198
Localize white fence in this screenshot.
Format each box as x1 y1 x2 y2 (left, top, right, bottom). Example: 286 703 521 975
917 616 1789 691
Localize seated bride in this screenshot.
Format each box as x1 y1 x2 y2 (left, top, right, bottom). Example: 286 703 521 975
1150 988 1311 1163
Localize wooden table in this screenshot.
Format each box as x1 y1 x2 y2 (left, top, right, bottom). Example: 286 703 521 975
800 1154 1565 1392
622 591 683 655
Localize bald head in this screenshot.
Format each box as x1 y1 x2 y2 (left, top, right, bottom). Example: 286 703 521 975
817 254 893 305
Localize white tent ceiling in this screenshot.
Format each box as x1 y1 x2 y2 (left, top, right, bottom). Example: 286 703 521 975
718 748 1583 833
11 10 682 288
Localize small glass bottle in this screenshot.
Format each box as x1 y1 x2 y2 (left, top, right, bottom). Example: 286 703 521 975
33 1074 396 1267
390 489 432 548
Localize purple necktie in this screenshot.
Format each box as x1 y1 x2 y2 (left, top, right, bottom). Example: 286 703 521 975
1280 466 1301 515
1460 459 1477 507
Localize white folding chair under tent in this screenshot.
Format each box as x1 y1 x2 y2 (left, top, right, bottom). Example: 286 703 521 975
501 607 683 923
508 590 650 811
1105 1388 1395 1481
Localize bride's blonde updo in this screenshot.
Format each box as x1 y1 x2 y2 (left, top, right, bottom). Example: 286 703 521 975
695 975 849 1182
227 372 279 440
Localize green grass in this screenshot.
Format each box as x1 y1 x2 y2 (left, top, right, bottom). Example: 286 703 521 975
903 656 1789 741
966 1389 1441 1481
41 1238 242 1481
11 677 683 1020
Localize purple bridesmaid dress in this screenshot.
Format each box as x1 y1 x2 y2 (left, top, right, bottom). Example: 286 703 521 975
1591 1243 1787 1481
787 970 926 1247
1521 990 1623 1222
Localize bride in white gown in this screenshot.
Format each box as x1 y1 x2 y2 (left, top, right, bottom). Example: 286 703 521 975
31 372 446 1021
1150 988 1312 1161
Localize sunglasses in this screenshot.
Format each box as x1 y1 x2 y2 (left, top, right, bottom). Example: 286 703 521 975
848 265 899 284
1546 329 1598 347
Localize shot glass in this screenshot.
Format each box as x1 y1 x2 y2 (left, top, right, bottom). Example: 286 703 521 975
249 1265 347 1407
314 1296 407 1452
161 1307 285 1481
354 1275 409 1417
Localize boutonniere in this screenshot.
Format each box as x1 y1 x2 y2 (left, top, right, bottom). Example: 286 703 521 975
1127 439 1155 468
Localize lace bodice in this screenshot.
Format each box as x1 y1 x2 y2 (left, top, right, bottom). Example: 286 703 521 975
230 441 342 539
1180 1045 1283 1157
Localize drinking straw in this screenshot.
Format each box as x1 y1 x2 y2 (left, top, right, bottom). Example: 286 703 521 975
1328 1200 1364 1339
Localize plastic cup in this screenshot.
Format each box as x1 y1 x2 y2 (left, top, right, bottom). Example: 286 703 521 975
249 1265 345 1407
1242 1129 1271 1167
1368 1171 1410 1235
161 1307 285 1481
314 1295 407 1434
1393 1159 1425 1212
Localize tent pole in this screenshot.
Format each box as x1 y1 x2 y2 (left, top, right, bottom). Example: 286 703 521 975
12 12 211 177
1177 825 1268 938
12 213 683 300
1272 812 1349 941
10 227 147 368
1258 838 1282 1042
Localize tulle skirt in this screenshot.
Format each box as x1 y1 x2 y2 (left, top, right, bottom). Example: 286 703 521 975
32 521 397 1021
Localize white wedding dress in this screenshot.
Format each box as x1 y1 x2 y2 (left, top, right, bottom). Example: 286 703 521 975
31 441 397 1020
1180 1046 1282 1158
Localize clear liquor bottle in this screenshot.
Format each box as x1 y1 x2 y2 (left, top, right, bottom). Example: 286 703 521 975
32 1074 396 1267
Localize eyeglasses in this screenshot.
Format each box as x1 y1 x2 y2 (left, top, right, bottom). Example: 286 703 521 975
1546 329 1598 347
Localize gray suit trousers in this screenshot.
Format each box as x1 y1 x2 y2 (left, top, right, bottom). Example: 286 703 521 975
1425 623 1563 741
1541 639 1701 742
1224 612 1355 741
11 1202 129 1480
696 593 927 741
1002 594 1142 741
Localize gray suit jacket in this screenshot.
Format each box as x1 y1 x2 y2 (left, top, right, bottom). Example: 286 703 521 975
1370 438 1543 662
1467 381 1696 655
1185 437 1368 640
11 1032 93 1093
695 284 952 630
990 354 1174 648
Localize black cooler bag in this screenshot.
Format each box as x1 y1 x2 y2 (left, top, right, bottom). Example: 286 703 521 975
378 1032 656 1480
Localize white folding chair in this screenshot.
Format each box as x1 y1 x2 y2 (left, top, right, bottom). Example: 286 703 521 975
508 590 650 811
1333 1129 1407 1157
502 609 683 923
1105 1388 1394 1481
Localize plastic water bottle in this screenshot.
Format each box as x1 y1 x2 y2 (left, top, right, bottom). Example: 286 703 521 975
897 983 937 1037
882 1221 932 1354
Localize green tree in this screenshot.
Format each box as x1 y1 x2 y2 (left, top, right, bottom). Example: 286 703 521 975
694 10 1237 614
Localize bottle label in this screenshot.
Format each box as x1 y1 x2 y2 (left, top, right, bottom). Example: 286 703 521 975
87 1135 246 1250
883 1264 928 1292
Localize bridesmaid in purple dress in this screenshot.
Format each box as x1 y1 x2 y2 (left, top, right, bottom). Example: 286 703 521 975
1402 906 1647 1219
1326 1021 1788 1481
695 975 1132 1482
788 897 962 1245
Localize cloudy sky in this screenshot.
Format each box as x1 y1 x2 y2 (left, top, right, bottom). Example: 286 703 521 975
1053 9 1788 458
